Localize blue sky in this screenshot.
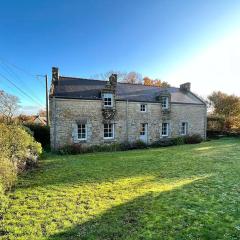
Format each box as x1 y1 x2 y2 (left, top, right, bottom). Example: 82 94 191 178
0 0 240 114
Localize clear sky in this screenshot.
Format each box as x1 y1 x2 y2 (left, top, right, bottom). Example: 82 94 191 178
0 0 240 114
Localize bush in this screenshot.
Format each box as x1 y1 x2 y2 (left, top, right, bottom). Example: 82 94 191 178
130 140 148 149
172 136 185 145
0 181 8 220
24 124 50 150
151 139 175 148
58 144 88 155
183 134 203 144
0 123 42 190
58 135 204 155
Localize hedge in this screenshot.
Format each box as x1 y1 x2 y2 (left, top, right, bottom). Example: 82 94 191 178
0 123 42 190
24 124 50 150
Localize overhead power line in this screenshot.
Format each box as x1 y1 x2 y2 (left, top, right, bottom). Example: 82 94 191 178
0 72 45 108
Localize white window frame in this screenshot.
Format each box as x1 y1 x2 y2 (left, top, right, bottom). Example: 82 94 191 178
162 97 169 110
103 123 114 139
180 122 188 135
103 93 113 107
140 104 147 112
162 122 169 137
77 123 87 140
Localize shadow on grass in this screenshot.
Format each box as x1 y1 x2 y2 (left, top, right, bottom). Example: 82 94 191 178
46 173 239 240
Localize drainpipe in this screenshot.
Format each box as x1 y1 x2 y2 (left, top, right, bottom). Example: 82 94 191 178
53 97 57 150
126 100 129 142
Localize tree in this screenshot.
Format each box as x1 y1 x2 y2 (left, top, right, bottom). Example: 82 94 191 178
93 71 143 84
208 91 240 130
38 109 46 117
143 77 171 88
0 91 20 124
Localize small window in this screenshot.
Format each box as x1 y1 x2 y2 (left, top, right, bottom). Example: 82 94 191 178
140 104 146 112
103 93 113 107
104 123 114 139
180 122 188 135
140 123 146 135
162 122 169 137
162 97 169 109
77 124 87 140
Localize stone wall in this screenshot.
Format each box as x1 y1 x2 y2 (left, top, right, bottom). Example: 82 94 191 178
50 97 206 149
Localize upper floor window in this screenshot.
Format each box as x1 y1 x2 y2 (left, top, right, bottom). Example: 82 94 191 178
162 97 169 109
140 104 146 112
77 124 87 140
180 122 188 135
162 122 169 137
103 93 113 107
104 123 114 139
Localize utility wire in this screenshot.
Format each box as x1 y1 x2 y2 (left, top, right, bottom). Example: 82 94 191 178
0 58 46 88
0 72 45 108
0 62 45 103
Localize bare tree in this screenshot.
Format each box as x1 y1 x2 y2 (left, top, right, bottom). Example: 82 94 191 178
122 71 143 84
93 71 143 84
0 90 20 124
38 109 46 117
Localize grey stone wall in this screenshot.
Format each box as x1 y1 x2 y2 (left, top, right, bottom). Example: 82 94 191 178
50 97 206 150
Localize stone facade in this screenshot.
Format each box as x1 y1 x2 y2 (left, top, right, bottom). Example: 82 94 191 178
50 97 206 150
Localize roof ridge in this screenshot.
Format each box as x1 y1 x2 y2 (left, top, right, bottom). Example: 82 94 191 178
59 75 178 89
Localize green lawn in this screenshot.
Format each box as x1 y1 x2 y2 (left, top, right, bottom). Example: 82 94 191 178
2 138 240 240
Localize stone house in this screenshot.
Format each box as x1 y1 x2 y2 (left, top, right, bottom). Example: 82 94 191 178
49 67 207 150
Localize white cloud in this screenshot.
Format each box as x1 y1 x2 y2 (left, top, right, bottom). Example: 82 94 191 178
164 31 240 97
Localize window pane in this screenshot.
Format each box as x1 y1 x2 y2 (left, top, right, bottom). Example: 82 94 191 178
103 93 113 106
162 123 168 136
104 124 113 138
78 124 86 139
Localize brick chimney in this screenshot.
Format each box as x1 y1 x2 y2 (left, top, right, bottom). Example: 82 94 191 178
180 82 191 91
109 74 117 88
52 67 59 84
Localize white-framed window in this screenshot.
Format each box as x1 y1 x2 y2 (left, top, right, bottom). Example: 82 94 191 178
103 93 113 107
162 122 169 137
140 123 146 135
180 122 188 135
77 124 87 140
140 104 146 112
104 123 114 139
162 96 169 109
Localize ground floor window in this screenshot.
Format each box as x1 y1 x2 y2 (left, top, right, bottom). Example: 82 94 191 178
77 124 87 140
104 123 114 139
140 123 147 135
162 122 169 137
180 122 188 135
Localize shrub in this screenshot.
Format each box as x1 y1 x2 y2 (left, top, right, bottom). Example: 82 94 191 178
151 139 175 148
0 123 42 189
24 124 50 150
0 180 8 220
172 136 185 145
119 142 132 151
131 140 148 149
183 134 203 144
58 144 87 155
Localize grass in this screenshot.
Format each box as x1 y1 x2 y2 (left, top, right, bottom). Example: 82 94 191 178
1 138 240 240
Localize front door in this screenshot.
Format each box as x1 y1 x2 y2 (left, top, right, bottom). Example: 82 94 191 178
140 123 148 143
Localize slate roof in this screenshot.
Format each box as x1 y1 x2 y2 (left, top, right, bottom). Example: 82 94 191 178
51 76 205 105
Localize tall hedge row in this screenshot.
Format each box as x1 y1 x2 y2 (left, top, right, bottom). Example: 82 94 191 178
24 124 50 149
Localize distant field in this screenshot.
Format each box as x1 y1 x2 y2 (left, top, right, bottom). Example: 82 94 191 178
2 138 240 240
